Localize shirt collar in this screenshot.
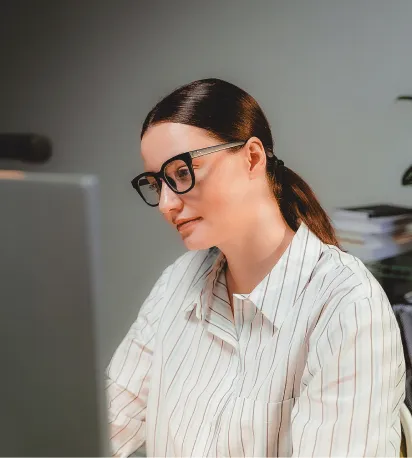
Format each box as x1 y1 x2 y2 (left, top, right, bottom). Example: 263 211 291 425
181 247 226 320
182 222 324 330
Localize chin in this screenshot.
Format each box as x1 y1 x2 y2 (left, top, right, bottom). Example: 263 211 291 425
181 232 215 251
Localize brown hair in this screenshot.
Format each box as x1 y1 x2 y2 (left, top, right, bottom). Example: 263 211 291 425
141 78 340 247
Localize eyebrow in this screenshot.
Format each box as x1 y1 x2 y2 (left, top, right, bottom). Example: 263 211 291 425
143 150 183 174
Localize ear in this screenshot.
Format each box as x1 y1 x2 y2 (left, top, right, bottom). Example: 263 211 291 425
243 137 267 177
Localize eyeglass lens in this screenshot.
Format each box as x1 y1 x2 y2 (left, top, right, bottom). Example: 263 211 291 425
138 158 193 205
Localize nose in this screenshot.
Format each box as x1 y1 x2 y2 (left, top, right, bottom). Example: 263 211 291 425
158 181 183 215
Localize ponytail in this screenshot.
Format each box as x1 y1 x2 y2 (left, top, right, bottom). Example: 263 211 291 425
269 161 341 248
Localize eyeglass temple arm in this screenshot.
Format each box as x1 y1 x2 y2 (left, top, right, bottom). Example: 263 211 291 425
189 141 246 159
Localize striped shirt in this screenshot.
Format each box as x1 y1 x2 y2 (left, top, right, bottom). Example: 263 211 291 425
106 222 405 457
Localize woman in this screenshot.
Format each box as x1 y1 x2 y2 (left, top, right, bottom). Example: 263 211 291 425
106 78 405 457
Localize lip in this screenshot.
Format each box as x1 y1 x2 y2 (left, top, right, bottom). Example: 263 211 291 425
176 217 202 231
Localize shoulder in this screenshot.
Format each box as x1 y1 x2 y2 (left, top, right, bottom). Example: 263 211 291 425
306 243 392 330
311 243 386 303
306 244 399 352
319 245 384 300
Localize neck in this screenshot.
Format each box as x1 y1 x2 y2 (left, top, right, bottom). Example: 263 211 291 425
218 202 296 297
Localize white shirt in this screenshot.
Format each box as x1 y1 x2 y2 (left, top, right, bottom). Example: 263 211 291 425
106 222 405 457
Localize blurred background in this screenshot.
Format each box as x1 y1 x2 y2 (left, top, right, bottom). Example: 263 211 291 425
1 0 411 363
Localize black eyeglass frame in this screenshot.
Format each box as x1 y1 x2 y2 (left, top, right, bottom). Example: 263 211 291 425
131 141 246 207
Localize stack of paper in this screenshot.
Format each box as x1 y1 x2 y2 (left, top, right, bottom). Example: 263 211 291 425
332 204 412 262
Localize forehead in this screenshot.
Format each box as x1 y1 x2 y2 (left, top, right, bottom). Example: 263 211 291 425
140 122 218 171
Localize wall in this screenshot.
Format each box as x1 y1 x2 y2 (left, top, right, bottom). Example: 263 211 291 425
1 0 411 360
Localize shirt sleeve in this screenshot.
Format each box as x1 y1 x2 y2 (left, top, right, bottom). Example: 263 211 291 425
105 265 171 457
291 295 406 457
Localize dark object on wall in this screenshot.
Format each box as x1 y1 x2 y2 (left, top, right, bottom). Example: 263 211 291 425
0 133 52 163
403 165 412 186
396 95 412 102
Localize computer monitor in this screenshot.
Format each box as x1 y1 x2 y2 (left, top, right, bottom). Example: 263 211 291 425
0 171 110 456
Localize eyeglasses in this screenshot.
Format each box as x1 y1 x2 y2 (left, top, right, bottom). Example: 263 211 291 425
131 141 246 207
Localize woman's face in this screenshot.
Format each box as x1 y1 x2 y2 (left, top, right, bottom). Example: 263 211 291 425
140 122 267 250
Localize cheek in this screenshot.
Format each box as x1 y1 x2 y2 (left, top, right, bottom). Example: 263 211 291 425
198 169 248 218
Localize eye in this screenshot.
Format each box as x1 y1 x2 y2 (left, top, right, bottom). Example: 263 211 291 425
176 166 191 180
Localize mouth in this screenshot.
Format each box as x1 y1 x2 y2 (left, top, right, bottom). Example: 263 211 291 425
176 217 203 232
